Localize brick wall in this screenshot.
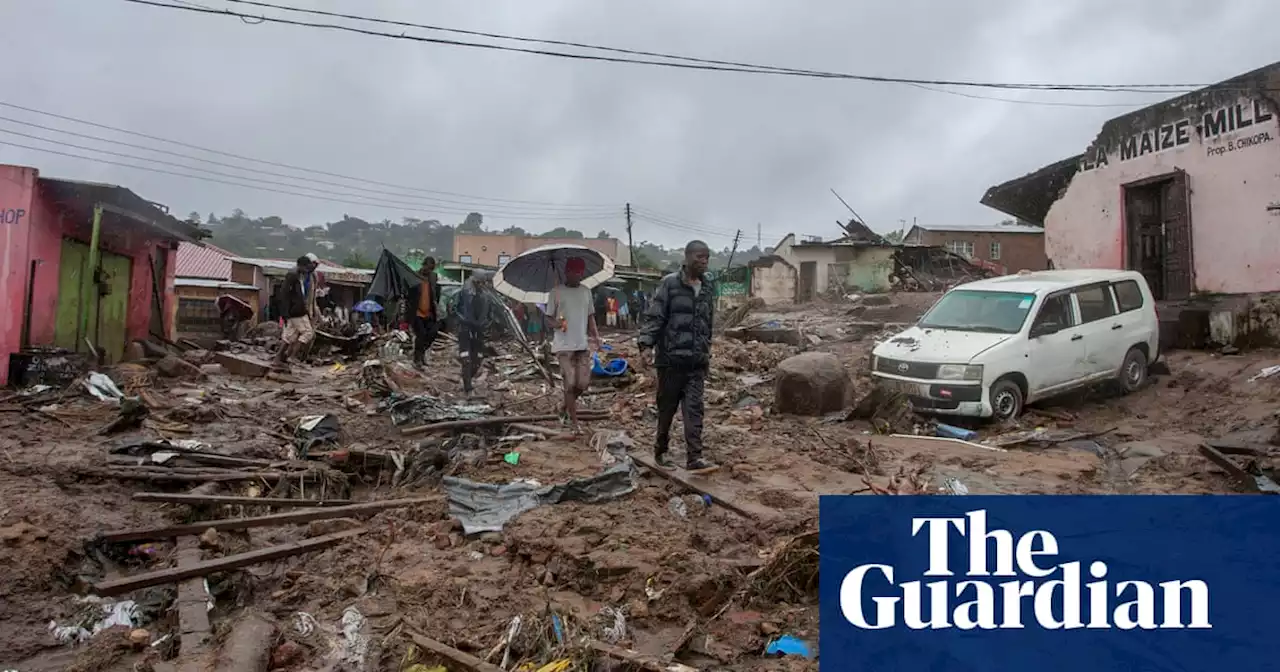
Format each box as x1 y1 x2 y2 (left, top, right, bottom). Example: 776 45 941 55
915 231 1047 273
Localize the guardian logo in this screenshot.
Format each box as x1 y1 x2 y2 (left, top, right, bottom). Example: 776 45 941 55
840 509 1211 630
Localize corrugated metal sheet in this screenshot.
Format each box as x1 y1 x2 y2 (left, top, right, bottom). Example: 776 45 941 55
176 242 234 280
914 223 1045 235
174 278 259 290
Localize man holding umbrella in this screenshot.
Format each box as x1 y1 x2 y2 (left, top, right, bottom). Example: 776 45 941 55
638 240 718 474
405 256 442 368
547 256 600 432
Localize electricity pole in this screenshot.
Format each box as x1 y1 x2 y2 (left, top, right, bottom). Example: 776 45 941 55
757 222 761 248
624 202 635 268
726 229 742 270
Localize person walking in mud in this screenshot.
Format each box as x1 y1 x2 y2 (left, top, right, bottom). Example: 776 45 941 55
273 255 319 369
547 256 600 433
638 240 718 473
406 257 442 369
455 271 494 396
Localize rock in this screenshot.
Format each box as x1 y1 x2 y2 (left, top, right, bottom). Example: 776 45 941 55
433 534 451 550
306 518 362 537
198 528 221 550
128 628 150 647
490 545 508 557
213 352 272 378
271 640 305 668
124 341 147 362
156 355 204 380
774 352 852 416
248 321 283 339
760 621 780 635
182 349 210 363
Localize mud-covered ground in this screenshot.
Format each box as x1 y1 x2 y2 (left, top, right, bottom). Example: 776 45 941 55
3 293 1278 671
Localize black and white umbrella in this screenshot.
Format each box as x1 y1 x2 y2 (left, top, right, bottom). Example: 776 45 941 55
492 243 616 303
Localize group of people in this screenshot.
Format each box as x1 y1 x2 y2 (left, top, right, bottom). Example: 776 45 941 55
275 241 720 474
547 242 718 474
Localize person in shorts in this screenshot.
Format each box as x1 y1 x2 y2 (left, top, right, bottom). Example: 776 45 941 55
547 256 599 432
273 255 318 369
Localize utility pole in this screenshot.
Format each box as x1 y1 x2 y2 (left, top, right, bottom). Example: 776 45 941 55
726 229 742 270
624 203 635 269
757 222 761 248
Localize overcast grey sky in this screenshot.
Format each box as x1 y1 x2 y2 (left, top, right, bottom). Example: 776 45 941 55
1 0 1275 249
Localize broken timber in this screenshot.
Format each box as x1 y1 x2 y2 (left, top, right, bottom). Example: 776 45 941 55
401 410 607 437
404 630 504 672
133 493 354 507
100 497 430 542
587 639 699 672
92 528 366 597
1198 444 1280 494
174 537 213 672
630 453 778 521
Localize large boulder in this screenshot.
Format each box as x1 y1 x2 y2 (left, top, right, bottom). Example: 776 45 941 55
774 352 852 415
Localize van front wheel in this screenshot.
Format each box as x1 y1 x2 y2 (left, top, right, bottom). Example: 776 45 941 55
990 379 1024 422
1119 347 1148 394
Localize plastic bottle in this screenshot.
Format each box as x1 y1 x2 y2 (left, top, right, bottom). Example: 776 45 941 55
667 496 688 519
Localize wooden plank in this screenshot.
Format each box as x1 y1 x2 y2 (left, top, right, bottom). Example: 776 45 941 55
586 639 699 672
1204 439 1274 457
629 453 778 522
76 468 289 483
1197 444 1276 493
507 423 575 441
133 493 354 508
100 497 430 542
92 528 366 597
404 630 505 672
401 411 608 437
174 538 212 672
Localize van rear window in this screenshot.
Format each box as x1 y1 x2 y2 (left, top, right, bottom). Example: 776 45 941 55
1113 280 1144 312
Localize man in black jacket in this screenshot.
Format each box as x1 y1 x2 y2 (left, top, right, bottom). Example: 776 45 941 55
273 255 318 368
406 257 442 368
638 240 718 473
455 271 494 395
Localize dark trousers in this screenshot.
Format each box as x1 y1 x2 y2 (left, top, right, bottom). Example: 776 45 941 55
458 328 484 392
655 366 706 461
410 316 439 364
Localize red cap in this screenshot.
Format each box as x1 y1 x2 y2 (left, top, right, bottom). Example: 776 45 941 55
566 257 586 274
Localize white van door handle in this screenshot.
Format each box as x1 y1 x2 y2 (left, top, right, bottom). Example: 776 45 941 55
1111 324 1123 330
1071 334 1083 341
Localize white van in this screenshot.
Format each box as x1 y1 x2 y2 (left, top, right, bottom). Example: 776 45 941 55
871 270 1160 421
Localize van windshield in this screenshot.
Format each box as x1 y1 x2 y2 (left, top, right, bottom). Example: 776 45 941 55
918 290 1037 334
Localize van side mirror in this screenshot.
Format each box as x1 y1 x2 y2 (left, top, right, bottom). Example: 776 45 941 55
1030 320 1061 338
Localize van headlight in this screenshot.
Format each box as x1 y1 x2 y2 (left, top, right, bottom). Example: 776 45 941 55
937 364 983 381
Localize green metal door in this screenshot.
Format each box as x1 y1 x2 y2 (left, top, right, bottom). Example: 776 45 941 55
96 252 132 363
54 239 91 352
53 239 132 362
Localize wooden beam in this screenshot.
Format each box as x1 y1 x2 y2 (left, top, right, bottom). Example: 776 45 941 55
76 468 290 483
92 528 365 597
133 493 353 508
404 630 504 672
174 538 212 672
507 423 575 441
100 498 430 542
629 453 778 522
586 639 699 672
401 411 608 437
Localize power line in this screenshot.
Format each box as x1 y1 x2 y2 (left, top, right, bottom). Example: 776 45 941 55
0 127 615 220
224 0 1200 94
0 100 617 210
121 0 1217 96
0 116 619 216
0 139 613 223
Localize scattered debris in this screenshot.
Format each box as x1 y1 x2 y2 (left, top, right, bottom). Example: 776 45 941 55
444 461 637 534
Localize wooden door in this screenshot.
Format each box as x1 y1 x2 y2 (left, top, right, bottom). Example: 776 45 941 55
54 238 91 351
96 251 133 363
1161 170 1194 300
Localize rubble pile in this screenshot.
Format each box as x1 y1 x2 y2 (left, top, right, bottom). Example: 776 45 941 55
4 296 1280 671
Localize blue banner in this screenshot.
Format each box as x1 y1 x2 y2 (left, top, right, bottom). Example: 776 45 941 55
819 495 1280 670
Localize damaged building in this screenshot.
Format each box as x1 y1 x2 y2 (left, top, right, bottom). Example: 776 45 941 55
982 61 1280 346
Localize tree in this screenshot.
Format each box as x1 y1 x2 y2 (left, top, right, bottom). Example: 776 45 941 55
501 226 529 237
186 211 202 225
884 230 906 244
540 227 584 239
596 230 612 239
341 251 374 269
457 212 484 233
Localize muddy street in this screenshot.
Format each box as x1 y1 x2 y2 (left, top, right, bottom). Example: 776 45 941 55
3 292 1278 671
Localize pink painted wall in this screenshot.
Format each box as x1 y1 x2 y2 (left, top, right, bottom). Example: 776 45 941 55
1 163 181 384
1046 95 1280 294
0 166 38 386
